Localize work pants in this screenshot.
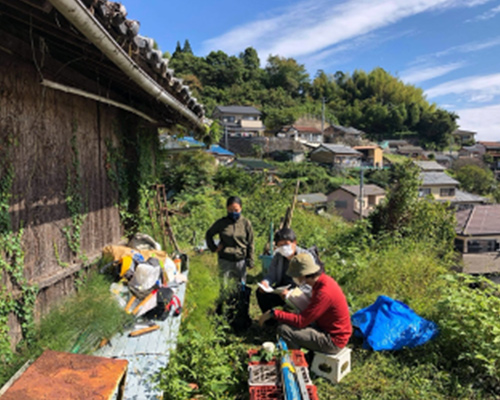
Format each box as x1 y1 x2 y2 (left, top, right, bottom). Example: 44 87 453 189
278 324 341 354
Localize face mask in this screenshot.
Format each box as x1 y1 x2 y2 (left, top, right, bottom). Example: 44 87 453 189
276 244 294 258
227 212 241 221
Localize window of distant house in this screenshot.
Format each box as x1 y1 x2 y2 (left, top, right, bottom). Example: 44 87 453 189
368 195 376 206
440 188 455 197
419 188 431 197
242 116 257 120
335 200 347 209
223 116 235 123
466 239 498 253
454 238 464 252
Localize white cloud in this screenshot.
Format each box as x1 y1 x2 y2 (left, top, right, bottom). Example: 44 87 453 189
467 4 500 21
400 62 465 84
202 0 493 58
426 73 500 101
456 104 500 141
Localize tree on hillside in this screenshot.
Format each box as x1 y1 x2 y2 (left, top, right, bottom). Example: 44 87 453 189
265 55 309 97
183 39 193 55
454 164 497 195
173 41 182 58
369 161 455 255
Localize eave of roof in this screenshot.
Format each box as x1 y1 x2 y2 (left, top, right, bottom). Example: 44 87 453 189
11 0 205 130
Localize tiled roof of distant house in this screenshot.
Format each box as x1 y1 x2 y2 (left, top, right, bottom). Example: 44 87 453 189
414 161 446 171
338 184 386 197
478 141 500 149
420 172 459 186
453 129 477 136
297 193 328 204
214 105 262 115
329 124 363 135
293 126 322 133
453 190 489 204
319 144 362 155
456 205 500 235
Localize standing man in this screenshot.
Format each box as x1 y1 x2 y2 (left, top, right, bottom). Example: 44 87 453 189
206 196 254 284
256 228 312 313
259 253 352 354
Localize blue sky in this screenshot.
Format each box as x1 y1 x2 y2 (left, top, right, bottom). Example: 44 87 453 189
124 0 500 141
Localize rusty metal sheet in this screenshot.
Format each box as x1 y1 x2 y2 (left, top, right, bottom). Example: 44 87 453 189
1 350 127 400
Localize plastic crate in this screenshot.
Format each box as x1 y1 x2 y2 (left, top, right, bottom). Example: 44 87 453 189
249 385 318 400
247 349 308 367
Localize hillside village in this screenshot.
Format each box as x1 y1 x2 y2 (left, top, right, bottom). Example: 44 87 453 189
165 106 500 278
1 0 500 399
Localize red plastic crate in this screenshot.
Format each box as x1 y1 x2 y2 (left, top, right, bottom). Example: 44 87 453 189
249 385 318 400
247 349 308 367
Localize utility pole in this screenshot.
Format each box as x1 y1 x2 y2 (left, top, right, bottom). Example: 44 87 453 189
224 124 228 151
359 167 364 220
321 97 325 143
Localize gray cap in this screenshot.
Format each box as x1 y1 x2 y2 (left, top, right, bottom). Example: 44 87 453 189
287 253 320 277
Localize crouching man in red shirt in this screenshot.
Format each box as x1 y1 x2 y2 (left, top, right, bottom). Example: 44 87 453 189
259 253 352 354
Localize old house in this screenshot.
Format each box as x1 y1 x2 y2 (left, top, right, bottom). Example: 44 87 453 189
221 136 306 161
478 141 500 172
0 0 204 349
324 124 364 144
414 161 488 208
213 105 265 137
353 145 384 168
277 125 324 144
455 205 500 274
297 193 328 213
310 144 362 168
327 184 386 221
452 129 477 145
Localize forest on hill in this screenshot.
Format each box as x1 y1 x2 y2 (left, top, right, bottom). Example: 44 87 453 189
168 40 458 149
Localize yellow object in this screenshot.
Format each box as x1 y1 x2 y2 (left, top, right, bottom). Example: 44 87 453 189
120 256 133 277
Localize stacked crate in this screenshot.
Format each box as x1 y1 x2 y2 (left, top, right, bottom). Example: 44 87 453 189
247 349 319 400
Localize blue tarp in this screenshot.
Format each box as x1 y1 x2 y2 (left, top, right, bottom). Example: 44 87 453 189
351 295 439 351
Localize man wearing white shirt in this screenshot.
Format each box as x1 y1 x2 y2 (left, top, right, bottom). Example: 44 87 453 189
256 228 312 314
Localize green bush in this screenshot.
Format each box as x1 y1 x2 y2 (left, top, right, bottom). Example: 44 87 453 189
433 274 500 394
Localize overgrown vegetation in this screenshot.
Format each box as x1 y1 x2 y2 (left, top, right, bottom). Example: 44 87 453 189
0 271 130 386
169 42 457 148
161 155 500 399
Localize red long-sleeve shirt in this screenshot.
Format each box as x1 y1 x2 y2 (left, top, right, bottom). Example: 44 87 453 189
274 273 352 348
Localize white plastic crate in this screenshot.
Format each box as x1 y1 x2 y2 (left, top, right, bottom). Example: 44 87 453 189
311 347 351 384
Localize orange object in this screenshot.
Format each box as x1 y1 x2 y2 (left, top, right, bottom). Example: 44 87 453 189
128 325 160 337
125 295 137 314
131 289 158 316
0 350 127 400
173 257 181 272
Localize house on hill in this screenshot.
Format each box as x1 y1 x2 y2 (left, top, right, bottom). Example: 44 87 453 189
0 0 204 353
221 136 306 161
310 144 362 168
353 145 384 168
277 125 324 144
297 193 328 213
455 205 500 274
324 124 364 144
213 105 265 137
414 161 488 209
327 184 386 221
453 129 477 145
478 141 500 172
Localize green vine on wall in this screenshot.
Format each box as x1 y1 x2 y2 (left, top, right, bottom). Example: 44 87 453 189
0 162 37 362
62 127 87 260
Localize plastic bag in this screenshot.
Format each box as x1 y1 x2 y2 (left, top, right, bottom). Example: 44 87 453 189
351 295 439 351
128 262 161 299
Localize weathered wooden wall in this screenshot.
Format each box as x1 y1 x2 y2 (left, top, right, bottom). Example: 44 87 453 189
0 51 150 345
